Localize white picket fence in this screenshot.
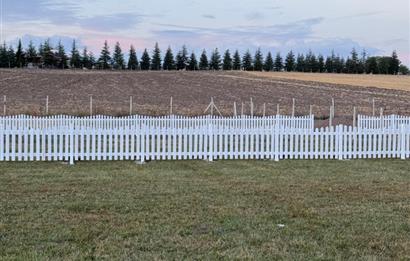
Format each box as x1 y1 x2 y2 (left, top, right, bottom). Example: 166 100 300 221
0 115 409 164
358 115 410 129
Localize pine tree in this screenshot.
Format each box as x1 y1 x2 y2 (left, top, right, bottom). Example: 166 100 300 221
38 43 44 58
70 40 81 69
112 42 125 69
163 46 175 70
15 39 25 68
318 55 325 72
366 57 379 74
176 45 189 70
263 51 274 71
82 48 91 69
151 42 162 70
43 39 55 68
296 54 305 72
389 50 400 75
56 41 68 69
26 40 37 63
98 41 111 69
127 45 138 70
232 50 241 70
199 50 209 70
209 48 221 70
347 48 359 73
188 52 198 70
0 43 8 68
274 52 283 71
140 48 151 70
89 52 96 69
253 48 263 71
222 49 232 70
242 50 253 71
284 51 295 72
6 46 16 68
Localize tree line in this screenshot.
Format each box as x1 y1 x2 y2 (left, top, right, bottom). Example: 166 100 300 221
0 39 408 75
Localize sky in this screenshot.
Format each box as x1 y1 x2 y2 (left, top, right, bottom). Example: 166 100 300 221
1 0 409 65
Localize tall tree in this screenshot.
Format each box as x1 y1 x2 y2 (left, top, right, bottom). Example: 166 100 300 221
56 41 68 69
284 51 295 72
274 52 283 71
98 41 111 69
296 54 305 72
366 57 379 74
112 42 125 69
317 54 325 72
127 45 138 70
163 46 176 70
389 50 400 75
209 48 221 70
151 42 162 70
199 49 209 70
346 48 359 73
253 48 263 71
42 39 55 68
26 40 37 62
176 45 189 70
140 48 151 70
263 51 274 71
0 43 7 68
15 39 25 68
6 46 16 68
70 39 81 69
81 48 91 69
242 50 253 71
188 52 198 70
222 49 232 70
232 50 241 70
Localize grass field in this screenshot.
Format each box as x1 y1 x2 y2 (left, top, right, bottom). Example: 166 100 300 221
1 160 410 259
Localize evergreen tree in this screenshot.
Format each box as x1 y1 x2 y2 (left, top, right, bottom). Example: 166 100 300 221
151 42 162 70
346 48 359 73
163 46 176 70
98 40 111 69
112 42 125 69
140 48 151 70
318 55 325 72
399 64 409 75
305 50 318 72
366 57 379 74
253 48 263 71
232 50 241 70
263 51 274 71
377 56 391 74
209 48 221 70
89 52 96 69
0 43 8 68
15 39 25 68
242 50 253 71
26 40 37 62
199 49 209 70
56 41 68 69
70 39 81 69
6 46 16 68
296 54 305 72
274 52 283 71
127 45 138 70
82 48 92 69
188 52 198 70
358 49 367 74
43 39 55 68
176 45 189 70
284 51 295 72
38 43 44 58
389 50 400 75
222 49 232 70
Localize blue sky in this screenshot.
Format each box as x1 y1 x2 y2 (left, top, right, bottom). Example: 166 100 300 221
1 0 409 64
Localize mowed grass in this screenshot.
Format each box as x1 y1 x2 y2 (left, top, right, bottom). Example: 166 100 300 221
1 160 410 260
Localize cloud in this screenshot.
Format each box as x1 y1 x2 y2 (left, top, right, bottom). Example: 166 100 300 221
245 12 265 21
333 11 384 20
202 14 216 19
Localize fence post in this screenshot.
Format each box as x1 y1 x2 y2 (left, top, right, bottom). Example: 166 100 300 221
69 122 75 165
400 124 405 160
46 96 49 115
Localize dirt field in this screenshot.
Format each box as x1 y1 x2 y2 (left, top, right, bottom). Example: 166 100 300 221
0 69 409 125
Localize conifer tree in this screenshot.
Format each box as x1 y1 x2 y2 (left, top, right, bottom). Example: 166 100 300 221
176 45 189 70
0 43 8 68
199 49 209 70
56 41 68 69
222 49 232 70
82 48 91 69
89 52 96 69
389 50 400 75
43 39 55 68
26 40 37 62
242 50 253 71
296 54 305 72
318 54 325 72
232 50 241 70
127 45 138 70
7 46 16 68
284 51 295 72
188 52 198 70
98 40 111 69
366 57 379 74
140 48 151 70
263 51 274 71
151 42 162 70
113 42 125 69
38 43 44 58
70 39 81 69
15 39 25 68
209 48 221 70
253 48 263 71
274 52 283 71
163 46 175 70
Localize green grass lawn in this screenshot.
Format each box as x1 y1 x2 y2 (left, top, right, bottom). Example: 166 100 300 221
1 160 410 260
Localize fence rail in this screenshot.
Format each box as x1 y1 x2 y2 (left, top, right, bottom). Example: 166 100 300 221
358 115 410 129
0 115 409 164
